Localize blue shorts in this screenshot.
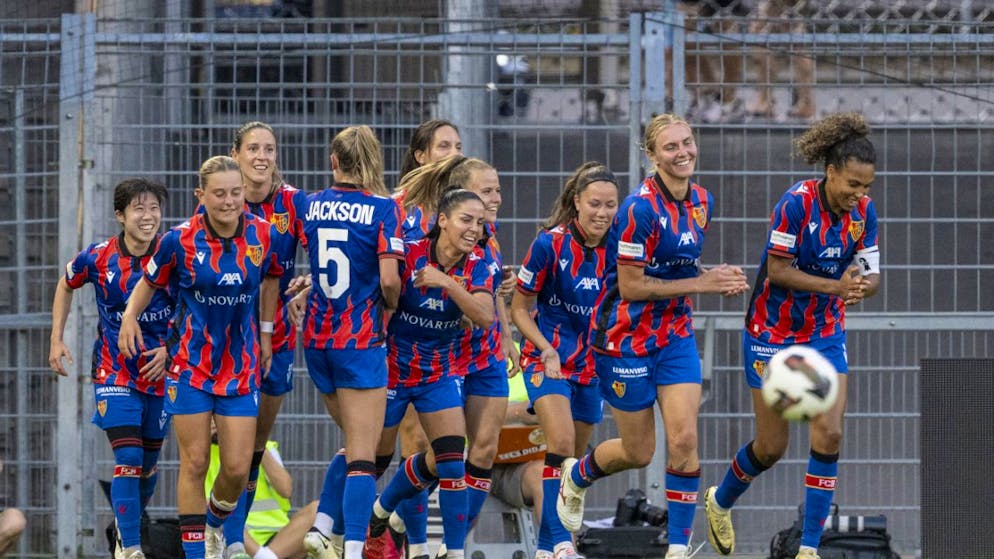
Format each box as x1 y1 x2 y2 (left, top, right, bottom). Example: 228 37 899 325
742 330 849 389
305 346 388 395
522 363 603 425
164 377 259 417
92 384 171 438
260 349 294 397
595 334 701 412
384 377 464 428
464 360 510 398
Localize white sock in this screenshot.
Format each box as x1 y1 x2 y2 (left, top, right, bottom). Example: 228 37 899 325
445 549 464 559
344 540 364 559
409 542 429 557
389 510 407 533
253 547 278 559
372 499 390 520
668 544 688 556
313 512 333 536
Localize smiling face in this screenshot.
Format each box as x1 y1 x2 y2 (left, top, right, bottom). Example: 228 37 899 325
825 159 875 215
416 125 462 166
574 180 619 243
437 198 486 255
231 127 278 190
116 191 162 248
196 169 244 234
464 168 501 224
647 123 697 184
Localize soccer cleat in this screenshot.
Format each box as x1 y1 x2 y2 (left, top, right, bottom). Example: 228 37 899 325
795 548 820 559
434 542 447 559
703 486 735 556
553 541 584 559
119 546 146 559
556 458 587 533
364 513 403 559
204 525 225 559
303 527 339 559
534 551 554 559
224 543 251 559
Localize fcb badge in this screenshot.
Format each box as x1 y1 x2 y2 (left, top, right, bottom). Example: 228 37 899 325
753 359 767 379
167 385 177 403
530 372 543 388
848 220 864 242
97 400 107 417
612 380 626 398
246 245 264 267
270 212 290 234
692 205 707 229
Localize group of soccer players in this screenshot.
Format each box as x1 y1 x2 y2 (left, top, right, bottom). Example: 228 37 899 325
49 109 880 559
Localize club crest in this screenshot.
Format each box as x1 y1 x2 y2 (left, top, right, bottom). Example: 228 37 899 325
612 380 626 398
97 400 107 417
246 245 264 267
270 212 290 234
848 220 864 242
692 205 707 229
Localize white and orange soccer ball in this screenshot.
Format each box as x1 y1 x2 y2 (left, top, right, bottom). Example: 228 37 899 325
761 345 840 422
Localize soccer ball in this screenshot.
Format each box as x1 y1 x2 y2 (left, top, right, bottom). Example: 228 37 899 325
761 345 840 421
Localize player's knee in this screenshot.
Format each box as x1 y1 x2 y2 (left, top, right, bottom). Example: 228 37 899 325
666 430 698 461
181 451 211 479
623 441 655 468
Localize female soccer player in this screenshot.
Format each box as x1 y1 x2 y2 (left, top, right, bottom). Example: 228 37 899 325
366 188 495 559
511 162 619 559
703 112 879 559
50 178 173 559
557 114 750 559
118 156 282 559
297 125 405 559
398 118 463 183
221 121 308 559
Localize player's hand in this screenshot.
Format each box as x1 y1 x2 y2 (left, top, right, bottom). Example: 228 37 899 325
504 337 522 378
49 340 73 376
540 347 563 380
287 291 308 329
413 266 451 290
496 266 516 300
118 316 145 359
700 264 750 296
840 264 869 305
284 274 312 297
260 333 273 378
139 347 168 382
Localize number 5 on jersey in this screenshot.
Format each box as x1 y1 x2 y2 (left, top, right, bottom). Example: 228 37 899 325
318 228 349 299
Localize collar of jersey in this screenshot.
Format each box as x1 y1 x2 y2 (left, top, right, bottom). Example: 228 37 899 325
247 181 280 208
116 232 158 258
332 181 363 191
815 177 842 223
202 212 244 240
651 173 692 204
569 220 607 249
429 236 469 272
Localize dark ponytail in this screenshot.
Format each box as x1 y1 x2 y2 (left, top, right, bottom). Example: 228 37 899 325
794 112 875 170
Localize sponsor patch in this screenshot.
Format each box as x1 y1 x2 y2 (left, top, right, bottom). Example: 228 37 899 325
146 259 158 276
517 267 534 284
769 230 796 249
618 241 644 259
390 237 404 253
246 245 264 267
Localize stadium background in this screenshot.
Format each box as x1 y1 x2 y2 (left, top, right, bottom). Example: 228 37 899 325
1 0 992 556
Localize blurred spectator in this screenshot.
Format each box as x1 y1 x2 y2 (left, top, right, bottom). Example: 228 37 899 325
681 0 748 123
747 0 816 120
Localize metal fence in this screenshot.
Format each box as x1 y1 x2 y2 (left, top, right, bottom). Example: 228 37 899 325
1 7 992 558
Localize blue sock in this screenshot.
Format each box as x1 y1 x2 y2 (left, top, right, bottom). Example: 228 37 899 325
381 454 434 512
715 441 769 509
110 443 144 548
317 450 347 537
464 461 492 529
539 453 570 550
139 438 163 513
570 449 606 489
665 468 700 547
343 460 378 544
206 492 236 529
223 450 264 545
179 514 206 559
435 454 468 552
398 488 431 545
802 450 839 548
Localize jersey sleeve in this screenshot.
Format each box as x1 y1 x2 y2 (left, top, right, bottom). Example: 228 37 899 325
467 254 495 295
63 245 96 289
767 191 806 258
145 230 179 288
854 198 880 276
290 188 309 249
516 231 553 294
378 198 405 259
615 197 657 267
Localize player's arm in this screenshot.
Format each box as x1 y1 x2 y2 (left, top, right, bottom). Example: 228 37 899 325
49 278 76 376
510 291 561 380
259 275 279 375
414 266 495 328
379 257 401 311
766 253 867 302
119 278 158 359
260 446 292 499
617 262 747 301
496 296 520 376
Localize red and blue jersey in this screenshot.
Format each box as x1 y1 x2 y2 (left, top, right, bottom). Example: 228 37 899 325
747 178 879 344
64 234 175 395
461 223 506 375
145 213 283 396
392 191 434 242
516 222 606 385
296 183 405 350
591 174 712 357
387 237 494 388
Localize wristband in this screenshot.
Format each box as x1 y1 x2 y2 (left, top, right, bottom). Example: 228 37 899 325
260 321 274 333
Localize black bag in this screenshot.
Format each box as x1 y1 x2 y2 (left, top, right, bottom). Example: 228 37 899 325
769 504 900 559
105 516 186 559
576 526 669 558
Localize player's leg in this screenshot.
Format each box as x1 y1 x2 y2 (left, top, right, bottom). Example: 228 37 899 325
801 373 848 553
94 385 146 554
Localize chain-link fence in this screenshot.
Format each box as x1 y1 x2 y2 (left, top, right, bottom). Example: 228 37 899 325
1 4 992 557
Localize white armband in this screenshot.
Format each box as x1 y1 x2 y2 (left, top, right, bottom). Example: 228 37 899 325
260 321 275 333
854 247 879 276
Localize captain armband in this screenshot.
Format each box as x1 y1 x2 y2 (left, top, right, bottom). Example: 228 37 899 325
854 247 879 276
